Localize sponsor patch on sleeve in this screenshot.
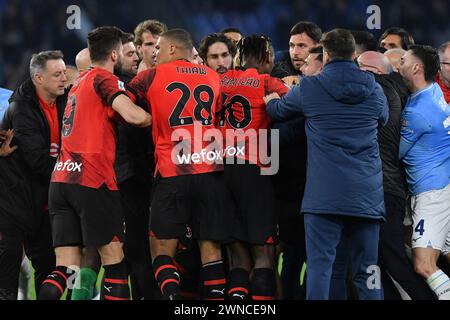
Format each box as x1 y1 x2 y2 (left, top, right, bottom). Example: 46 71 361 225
118 80 125 91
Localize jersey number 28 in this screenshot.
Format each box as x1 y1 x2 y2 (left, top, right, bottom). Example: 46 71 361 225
167 82 214 127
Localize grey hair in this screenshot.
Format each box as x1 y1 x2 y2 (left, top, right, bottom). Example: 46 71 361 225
438 41 450 59
29 50 64 79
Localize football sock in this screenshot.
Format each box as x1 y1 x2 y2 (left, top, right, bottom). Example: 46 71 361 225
102 260 130 300
201 260 226 300
250 268 275 300
38 266 76 300
173 259 199 300
227 268 249 300
427 269 450 300
71 267 98 300
153 255 180 299
18 256 32 300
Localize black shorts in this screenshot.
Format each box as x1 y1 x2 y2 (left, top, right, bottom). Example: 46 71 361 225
224 163 277 245
48 183 125 247
150 172 234 242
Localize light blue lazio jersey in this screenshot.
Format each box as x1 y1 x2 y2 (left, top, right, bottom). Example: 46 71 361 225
0 87 12 122
399 83 450 195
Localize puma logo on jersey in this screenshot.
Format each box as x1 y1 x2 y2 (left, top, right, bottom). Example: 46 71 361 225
54 159 82 172
104 286 113 293
232 293 245 299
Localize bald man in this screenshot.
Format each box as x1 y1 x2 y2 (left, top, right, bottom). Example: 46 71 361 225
358 51 392 75
384 48 406 73
75 48 92 73
360 50 409 108
351 50 435 300
65 65 79 88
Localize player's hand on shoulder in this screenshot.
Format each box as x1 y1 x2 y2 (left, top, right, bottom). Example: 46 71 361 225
263 92 281 105
282 75 300 87
0 129 18 157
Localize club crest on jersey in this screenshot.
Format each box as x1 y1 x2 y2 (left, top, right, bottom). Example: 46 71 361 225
443 116 450 129
118 80 125 91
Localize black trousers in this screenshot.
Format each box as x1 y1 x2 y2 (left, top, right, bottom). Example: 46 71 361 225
0 222 23 300
119 177 160 300
379 193 435 300
0 213 55 300
277 199 307 300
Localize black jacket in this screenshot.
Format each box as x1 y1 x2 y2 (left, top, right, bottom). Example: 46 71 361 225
387 71 409 109
0 78 67 234
271 51 301 79
374 73 407 199
115 122 154 185
270 51 307 203
0 153 34 233
114 71 154 186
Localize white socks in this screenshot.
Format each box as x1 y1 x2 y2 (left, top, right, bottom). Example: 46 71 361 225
427 270 450 300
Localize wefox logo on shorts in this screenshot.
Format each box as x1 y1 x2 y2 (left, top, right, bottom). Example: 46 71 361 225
171 122 280 175
53 159 82 172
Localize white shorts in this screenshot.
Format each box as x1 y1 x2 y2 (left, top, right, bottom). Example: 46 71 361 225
411 184 450 255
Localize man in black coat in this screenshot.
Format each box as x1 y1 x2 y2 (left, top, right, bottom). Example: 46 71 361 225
0 50 68 299
0 129 29 300
115 33 157 300
269 21 321 299
330 51 435 300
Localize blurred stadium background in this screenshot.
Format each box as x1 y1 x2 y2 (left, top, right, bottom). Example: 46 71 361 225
0 0 449 90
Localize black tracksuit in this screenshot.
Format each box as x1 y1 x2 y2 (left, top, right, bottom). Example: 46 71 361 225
0 78 67 299
115 71 159 299
374 73 435 300
271 52 308 299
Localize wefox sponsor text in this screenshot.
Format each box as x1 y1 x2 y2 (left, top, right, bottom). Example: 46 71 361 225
53 159 82 172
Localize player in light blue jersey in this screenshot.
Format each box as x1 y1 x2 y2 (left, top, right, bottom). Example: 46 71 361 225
399 45 450 300
0 87 12 122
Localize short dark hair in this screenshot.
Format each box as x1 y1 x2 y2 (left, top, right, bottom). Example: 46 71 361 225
198 33 236 60
379 27 415 50
29 50 64 78
161 29 194 52
409 45 440 83
321 28 356 61
351 30 377 53
88 26 124 63
237 34 273 66
121 32 135 45
290 21 322 43
220 27 242 35
308 46 323 63
134 20 168 46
